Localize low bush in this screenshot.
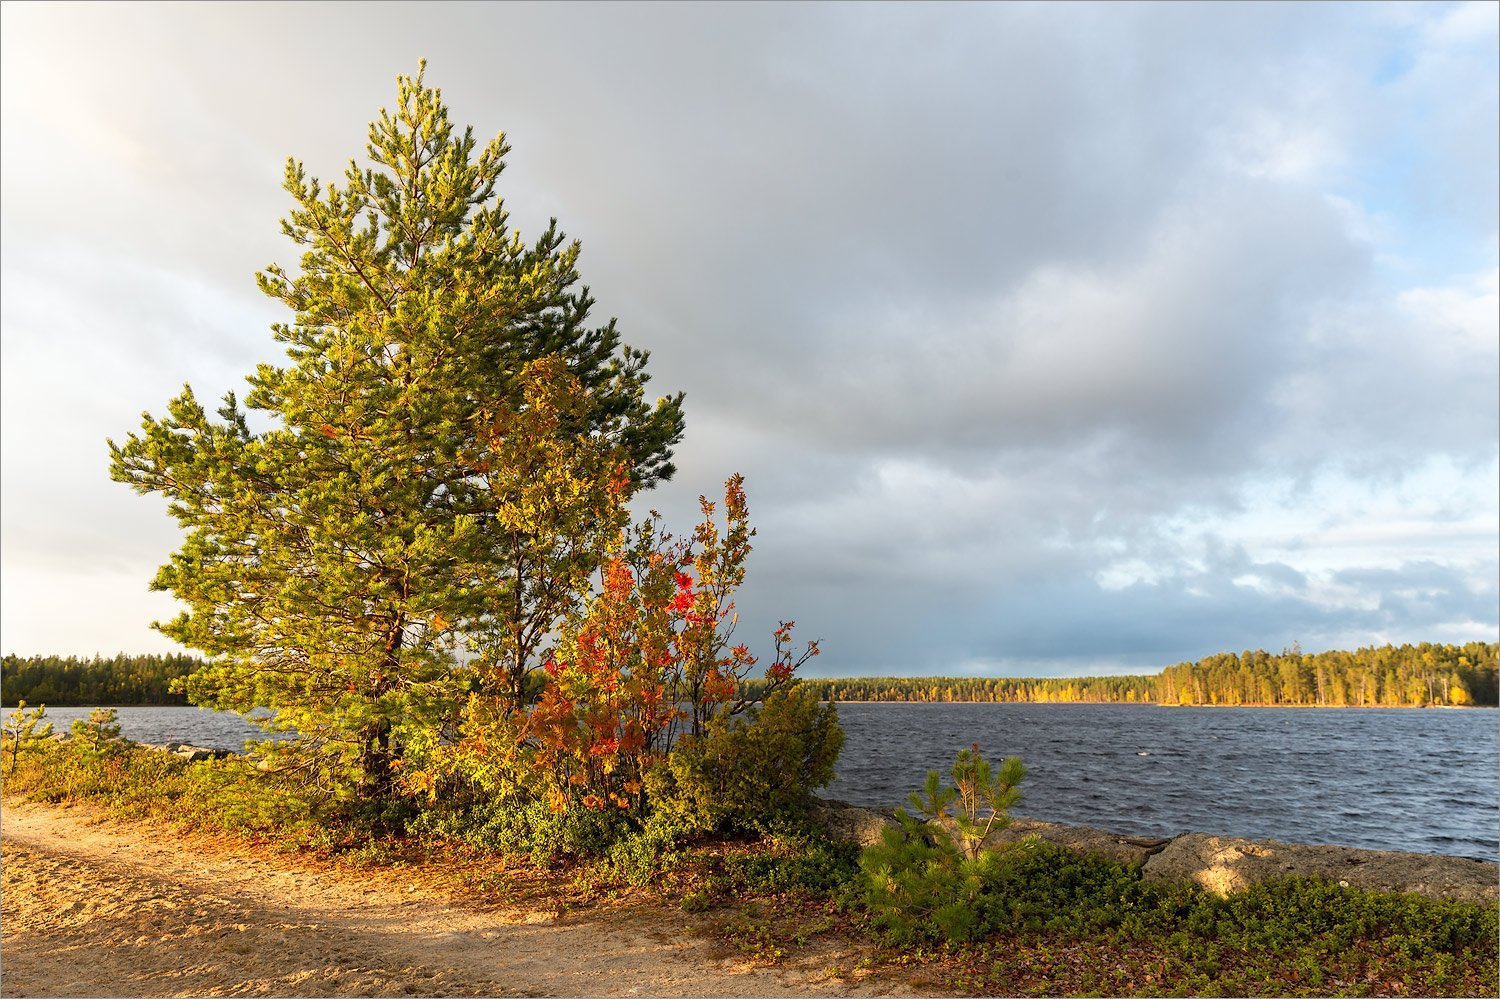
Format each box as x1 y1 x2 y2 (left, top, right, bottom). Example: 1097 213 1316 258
864 816 1499 958
406 793 633 867
69 707 123 753
643 685 843 837
2 701 53 773
922 843 1498 996
854 745 1498 996
8 736 361 849
859 747 1031 944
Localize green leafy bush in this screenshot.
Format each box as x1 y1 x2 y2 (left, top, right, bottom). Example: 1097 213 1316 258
644 686 843 836
408 794 633 867
719 831 862 896
860 806 1499 991
861 819 1031 945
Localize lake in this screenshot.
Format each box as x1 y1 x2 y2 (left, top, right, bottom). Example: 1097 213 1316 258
827 702 1499 863
27 705 282 753
22 702 1498 862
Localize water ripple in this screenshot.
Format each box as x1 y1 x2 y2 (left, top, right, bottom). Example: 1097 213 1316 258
824 703 1499 862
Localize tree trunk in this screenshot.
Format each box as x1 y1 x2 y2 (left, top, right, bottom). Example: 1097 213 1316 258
359 718 395 799
359 616 405 799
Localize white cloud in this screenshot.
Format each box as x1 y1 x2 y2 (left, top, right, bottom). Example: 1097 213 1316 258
1427 0 1500 46
1396 266 1500 348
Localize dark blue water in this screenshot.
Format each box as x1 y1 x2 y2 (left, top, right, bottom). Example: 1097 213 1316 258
824 703 1499 862
27 705 283 750
24 703 1498 862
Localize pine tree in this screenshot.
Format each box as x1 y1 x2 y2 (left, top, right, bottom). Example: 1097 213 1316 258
108 65 684 798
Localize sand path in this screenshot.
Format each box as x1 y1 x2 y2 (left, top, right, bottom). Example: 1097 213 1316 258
0 799 909 998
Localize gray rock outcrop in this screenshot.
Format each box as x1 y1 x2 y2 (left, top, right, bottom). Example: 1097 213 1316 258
1141 832 1498 907
807 797 900 848
809 801 1172 866
135 742 235 761
985 817 1173 867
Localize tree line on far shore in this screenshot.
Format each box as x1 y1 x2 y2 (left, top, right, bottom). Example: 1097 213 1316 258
1 654 202 706
12 642 1493 709
739 642 1499 707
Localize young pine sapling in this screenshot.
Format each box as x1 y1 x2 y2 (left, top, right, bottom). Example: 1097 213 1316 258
3 701 53 773
71 707 123 753
902 745 1027 860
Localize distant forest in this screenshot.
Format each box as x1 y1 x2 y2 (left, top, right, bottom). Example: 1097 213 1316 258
1 653 202 706
741 642 1499 707
5 642 1497 708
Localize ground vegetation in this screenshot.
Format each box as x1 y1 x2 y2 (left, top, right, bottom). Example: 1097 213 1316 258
2 735 1492 997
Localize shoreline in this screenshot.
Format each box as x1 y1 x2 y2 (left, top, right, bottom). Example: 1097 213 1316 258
809 798 1500 906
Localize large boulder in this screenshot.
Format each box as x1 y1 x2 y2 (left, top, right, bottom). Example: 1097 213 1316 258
808 797 901 848
1143 832 1498 906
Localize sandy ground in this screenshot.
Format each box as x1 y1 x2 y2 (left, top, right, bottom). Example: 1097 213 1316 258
0 799 915 999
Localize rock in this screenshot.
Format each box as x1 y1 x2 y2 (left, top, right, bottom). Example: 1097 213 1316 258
810 802 1171 866
985 817 1174 867
808 797 901 848
171 744 232 762
1142 832 1499 906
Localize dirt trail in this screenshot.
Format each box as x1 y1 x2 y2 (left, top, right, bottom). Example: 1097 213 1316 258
0 799 908 998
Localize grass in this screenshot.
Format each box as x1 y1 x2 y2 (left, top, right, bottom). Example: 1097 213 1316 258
3 736 1495 997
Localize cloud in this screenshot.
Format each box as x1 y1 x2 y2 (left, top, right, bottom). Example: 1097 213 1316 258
1269 267 1498 476
781 180 1362 465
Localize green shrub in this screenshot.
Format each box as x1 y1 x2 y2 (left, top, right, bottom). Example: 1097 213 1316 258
861 819 1028 945
721 832 862 896
70 707 124 753
904 745 1026 860
861 811 1499 979
2 701 53 773
644 686 843 836
407 793 634 866
859 746 1031 945
602 825 687 887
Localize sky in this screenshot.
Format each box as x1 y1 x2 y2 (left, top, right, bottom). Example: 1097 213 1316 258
1 1 1496 677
